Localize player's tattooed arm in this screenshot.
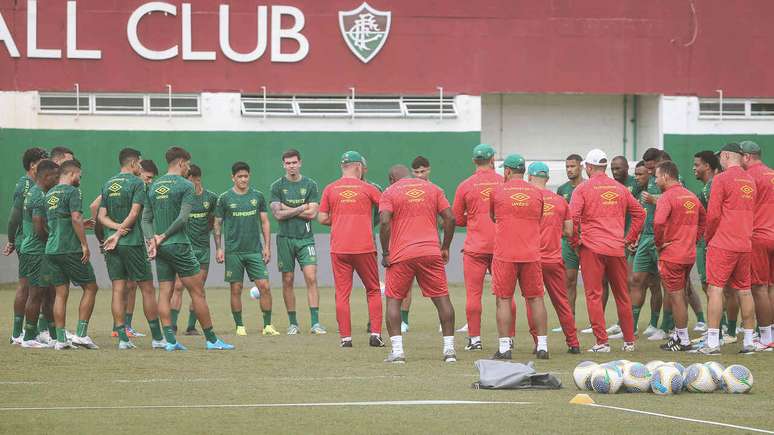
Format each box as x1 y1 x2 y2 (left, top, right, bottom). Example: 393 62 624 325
379 210 392 267
270 201 304 220
439 207 455 264
213 216 224 263
298 202 318 220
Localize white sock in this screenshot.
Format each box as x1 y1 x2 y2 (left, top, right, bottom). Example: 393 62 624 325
370 333 379 337
676 328 689 345
342 336 352 342
499 337 510 353
443 336 454 352
760 325 772 346
470 336 481 344
536 335 548 352
743 328 754 347
390 335 403 354
707 328 720 348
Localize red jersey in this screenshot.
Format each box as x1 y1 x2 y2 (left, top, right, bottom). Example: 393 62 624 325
653 184 706 265
747 162 774 242
539 189 570 263
490 178 543 263
319 177 381 254
569 172 645 257
706 165 756 253
379 178 450 263
452 168 503 254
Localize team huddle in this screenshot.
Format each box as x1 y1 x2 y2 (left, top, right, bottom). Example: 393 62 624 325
5 141 774 363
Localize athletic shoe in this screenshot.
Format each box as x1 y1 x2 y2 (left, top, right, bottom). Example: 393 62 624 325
262 325 280 336
21 339 48 348
286 324 300 335
568 346 581 354
464 338 482 351
606 324 622 335
9 335 22 345
608 331 624 340
492 350 512 360
621 342 636 352
206 339 235 350
340 339 353 348
456 323 468 333
369 335 385 347
647 329 668 341
126 327 145 337
184 328 200 336
536 350 549 359
165 341 187 352
171 325 178 333
71 335 99 349
54 340 78 350
509 337 514 350
400 322 409 333
722 333 737 344
642 325 659 337
551 326 563 333
151 339 167 349
118 340 137 350
752 341 772 352
384 352 406 363
691 333 708 345
580 326 593 334
693 322 707 332
37 330 52 343
443 350 457 363
236 326 247 336
697 345 721 355
738 345 756 355
111 330 118 337
310 323 327 335
660 337 692 352
587 343 611 353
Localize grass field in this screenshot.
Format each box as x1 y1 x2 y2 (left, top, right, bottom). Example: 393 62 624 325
0 282 772 435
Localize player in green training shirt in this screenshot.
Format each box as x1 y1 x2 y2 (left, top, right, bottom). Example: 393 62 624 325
17 160 59 348
172 164 217 336
98 148 165 349
4 147 48 345
215 161 277 336
270 149 325 335
45 160 100 350
142 147 233 351
556 153 584 316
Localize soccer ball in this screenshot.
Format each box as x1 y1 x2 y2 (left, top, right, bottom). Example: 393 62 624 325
249 286 261 300
573 361 599 390
591 365 623 394
722 364 753 394
622 362 651 393
704 361 726 389
684 363 717 393
645 360 665 373
611 359 630 369
664 361 685 377
651 365 683 395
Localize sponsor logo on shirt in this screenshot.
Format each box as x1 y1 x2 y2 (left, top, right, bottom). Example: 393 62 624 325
600 191 619 205
47 195 59 209
108 182 122 197
479 187 493 199
740 184 754 199
250 198 258 207
405 188 425 202
203 201 210 209
154 185 170 199
190 212 208 219
300 188 307 196
543 202 555 215
229 203 237 209
510 193 530 207
339 190 358 199
232 210 257 217
683 200 696 213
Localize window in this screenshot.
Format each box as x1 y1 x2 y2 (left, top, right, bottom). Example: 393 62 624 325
699 98 774 119
94 94 145 114
296 97 350 117
149 94 200 114
403 97 456 117
240 94 457 118
750 101 774 117
38 92 200 116
38 93 90 113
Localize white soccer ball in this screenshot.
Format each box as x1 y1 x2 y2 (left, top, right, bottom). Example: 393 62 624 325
573 361 599 391
664 361 686 377
611 359 630 369
249 286 261 300
622 362 651 393
704 361 726 390
651 365 683 395
645 360 665 373
684 363 717 393
591 365 624 394
722 364 753 394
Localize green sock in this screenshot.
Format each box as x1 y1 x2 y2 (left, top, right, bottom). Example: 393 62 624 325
649 311 660 329
163 325 177 345
632 305 642 332
148 318 163 341
115 324 129 342
12 314 24 338
401 310 410 325
660 311 674 331
696 312 706 323
727 319 737 336
76 320 89 337
203 327 217 343
125 312 133 328
310 307 319 326
48 321 57 339
37 313 48 333
232 311 244 327
171 309 180 328
186 310 197 330
23 321 37 341
288 311 298 326
56 327 66 343
263 310 272 327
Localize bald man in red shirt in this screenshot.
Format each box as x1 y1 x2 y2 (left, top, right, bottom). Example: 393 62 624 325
569 149 645 353
318 151 383 349
379 165 457 363
452 144 503 351
652 161 706 352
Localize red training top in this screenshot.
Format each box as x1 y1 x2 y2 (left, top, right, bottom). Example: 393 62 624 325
320 177 381 254
539 188 570 263
452 168 503 255
746 162 774 242
705 165 756 253
490 178 543 263
653 184 706 264
379 178 450 264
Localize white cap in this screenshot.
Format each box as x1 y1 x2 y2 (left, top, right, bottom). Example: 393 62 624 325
583 149 608 166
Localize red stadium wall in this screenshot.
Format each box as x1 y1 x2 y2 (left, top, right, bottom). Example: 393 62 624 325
1 0 774 96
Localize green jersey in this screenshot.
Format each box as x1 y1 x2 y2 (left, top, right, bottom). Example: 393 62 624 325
11 175 33 243
215 188 268 254
557 180 581 204
100 172 146 246
698 177 713 209
368 180 384 228
45 184 84 254
186 189 218 250
19 185 46 255
620 175 641 233
145 174 195 246
640 176 660 235
270 175 319 239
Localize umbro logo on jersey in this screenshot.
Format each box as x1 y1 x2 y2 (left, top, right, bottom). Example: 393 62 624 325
405 189 425 199
479 187 493 199
741 185 754 197
510 193 530 202
47 195 59 208
339 190 358 199
543 203 555 213
600 191 618 201
155 186 170 195
108 182 122 193
683 201 696 210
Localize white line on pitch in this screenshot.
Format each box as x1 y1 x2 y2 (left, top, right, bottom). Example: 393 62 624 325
0 400 532 412
0 375 409 386
586 403 774 434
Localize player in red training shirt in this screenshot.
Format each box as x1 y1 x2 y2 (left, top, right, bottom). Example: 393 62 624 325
318 151 384 349
379 165 456 363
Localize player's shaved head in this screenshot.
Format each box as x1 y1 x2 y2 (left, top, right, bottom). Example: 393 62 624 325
388 165 410 184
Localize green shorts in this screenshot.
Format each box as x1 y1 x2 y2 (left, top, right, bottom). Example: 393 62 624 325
277 236 317 273
633 234 659 274
191 245 210 266
561 238 579 271
225 252 269 282
696 238 707 284
45 253 96 287
105 245 153 282
155 243 200 282
19 253 49 287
